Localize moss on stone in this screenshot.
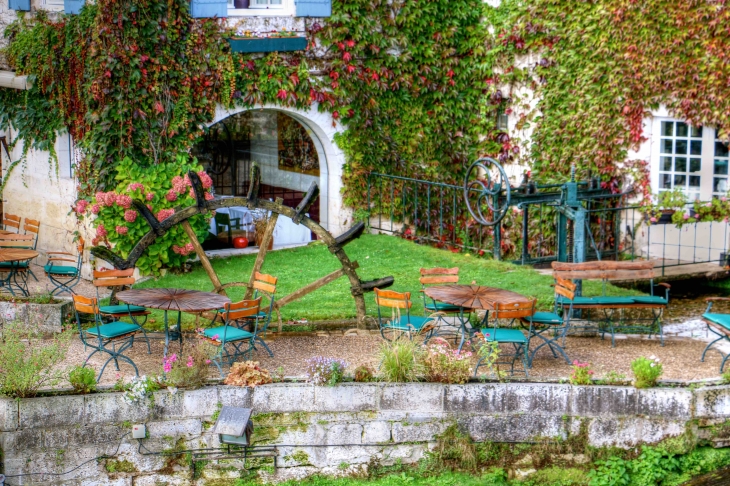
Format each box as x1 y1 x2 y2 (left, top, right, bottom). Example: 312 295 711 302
105 459 137 473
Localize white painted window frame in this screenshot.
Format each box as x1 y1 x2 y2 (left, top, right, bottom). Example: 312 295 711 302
227 0 293 17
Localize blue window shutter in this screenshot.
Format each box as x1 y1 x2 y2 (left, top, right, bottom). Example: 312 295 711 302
64 0 85 14
190 0 228 18
296 0 331 17
8 0 30 11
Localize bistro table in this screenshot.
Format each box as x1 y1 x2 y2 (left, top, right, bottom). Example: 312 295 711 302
117 288 230 356
424 284 535 350
0 248 38 296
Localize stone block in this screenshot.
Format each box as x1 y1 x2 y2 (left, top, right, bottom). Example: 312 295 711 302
636 388 692 419
392 420 448 443
325 423 364 445
146 418 202 438
362 420 392 443
445 383 571 414
380 383 444 412
313 383 379 412
0 300 73 336
151 389 184 419
465 414 566 442
1 427 44 452
20 395 85 428
130 473 192 485
182 387 220 417
571 386 638 417
695 385 730 418
66 424 126 448
218 385 253 408
587 417 644 448
0 396 18 431
79 478 133 486
84 393 153 424
252 383 316 412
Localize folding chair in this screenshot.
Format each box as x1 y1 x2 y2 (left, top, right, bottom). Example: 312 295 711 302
45 239 84 296
203 297 274 376
22 218 40 281
419 267 471 346
0 233 36 296
73 294 142 382
521 276 574 367
93 268 152 354
701 297 730 372
251 272 277 330
2 213 21 233
474 299 536 378
374 287 441 343
215 212 243 246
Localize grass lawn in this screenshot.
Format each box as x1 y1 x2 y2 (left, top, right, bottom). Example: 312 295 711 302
134 234 640 327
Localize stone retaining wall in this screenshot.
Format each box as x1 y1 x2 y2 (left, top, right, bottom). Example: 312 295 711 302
2 382 730 485
0 299 73 336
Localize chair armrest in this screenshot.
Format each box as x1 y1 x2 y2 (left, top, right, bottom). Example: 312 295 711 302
706 297 730 302
657 282 671 288
47 251 74 256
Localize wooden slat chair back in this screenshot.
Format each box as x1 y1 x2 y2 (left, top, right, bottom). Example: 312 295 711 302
476 298 536 378
419 267 463 313
72 294 141 382
0 233 34 248
374 288 440 342
45 239 85 296
2 213 20 233
252 271 278 325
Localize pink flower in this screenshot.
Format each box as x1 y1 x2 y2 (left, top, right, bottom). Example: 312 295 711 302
124 210 138 223
212 334 220 340
204 192 215 201
198 170 213 189
171 175 188 194
103 191 118 206
722 197 728 202
96 224 108 238
165 189 179 202
115 225 128 235
186 356 194 368
75 199 89 214
650 217 657 223
146 192 155 201
205 359 211 364
116 194 133 209
95 192 107 206
156 208 175 221
188 187 196 199
91 204 101 214
128 183 145 192
683 213 690 220
91 237 100 246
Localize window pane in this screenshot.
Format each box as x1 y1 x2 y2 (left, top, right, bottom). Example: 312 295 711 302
674 174 686 187
254 0 268 4
661 139 673 154
674 157 687 172
715 142 729 157
715 159 729 175
691 126 702 138
689 175 700 188
689 158 701 172
689 192 700 201
660 174 672 189
661 156 673 171
270 0 282 4
675 139 687 154
676 122 688 137
714 178 728 193
662 121 673 136
690 140 702 155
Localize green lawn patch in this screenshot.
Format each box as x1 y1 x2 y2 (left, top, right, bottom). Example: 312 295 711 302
134 234 640 327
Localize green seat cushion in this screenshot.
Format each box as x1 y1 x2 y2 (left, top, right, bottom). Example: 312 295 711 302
632 296 668 305
481 328 528 343
529 311 563 324
425 302 463 312
556 296 637 305
85 321 140 339
203 326 253 342
382 315 434 332
556 296 594 305
703 313 730 331
0 261 28 268
99 304 147 314
44 264 78 275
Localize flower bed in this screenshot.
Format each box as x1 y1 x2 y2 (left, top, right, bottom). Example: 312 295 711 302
0 297 72 336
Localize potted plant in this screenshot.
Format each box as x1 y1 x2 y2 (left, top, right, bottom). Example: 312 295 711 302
234 0 249 8
643 188 688 224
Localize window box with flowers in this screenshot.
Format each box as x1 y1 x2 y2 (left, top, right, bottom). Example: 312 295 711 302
227 30 307 53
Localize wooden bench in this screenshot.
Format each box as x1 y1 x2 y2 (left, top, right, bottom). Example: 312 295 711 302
551 261 670 347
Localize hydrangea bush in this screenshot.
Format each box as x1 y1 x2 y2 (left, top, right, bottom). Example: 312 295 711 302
75 155 213 275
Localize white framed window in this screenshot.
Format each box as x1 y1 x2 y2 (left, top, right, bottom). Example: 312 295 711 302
227 0 292 16
651 118 729 201
41 0 64 10
251 0 283 7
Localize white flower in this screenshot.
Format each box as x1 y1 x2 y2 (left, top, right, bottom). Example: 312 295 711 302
649 355 656 360
650 363 656 367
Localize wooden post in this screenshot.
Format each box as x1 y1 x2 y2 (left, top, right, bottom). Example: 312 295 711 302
244 200 281 300
182 220 227 296
272 264 356 331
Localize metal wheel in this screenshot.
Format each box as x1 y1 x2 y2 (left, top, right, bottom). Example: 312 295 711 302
463 157 511 226
194 122 233 176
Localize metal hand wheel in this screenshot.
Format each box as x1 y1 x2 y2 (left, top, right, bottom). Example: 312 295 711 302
463 157 511 226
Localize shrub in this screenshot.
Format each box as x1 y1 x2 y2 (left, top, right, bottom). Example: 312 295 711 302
121 375 161 405
569 360 594 385
69 365 97 394
476 338 506 381
353 365 376 382
599 370 627 386
422 338 472 384
305 356 348 386
631 356 663 389
378 340 424 382
0 322 72 398
162 341 214 390
224 361 272 388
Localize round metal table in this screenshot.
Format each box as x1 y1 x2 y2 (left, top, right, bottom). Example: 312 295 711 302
0 249 38 296
424 284 535 348
117 288 230 356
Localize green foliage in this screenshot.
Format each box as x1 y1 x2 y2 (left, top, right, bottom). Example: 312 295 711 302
0 322 72 398
353 365 376 383
597 370 626 386
77 155 211 275
161 340 214 390
630 356 663 389
422 338 473 384
68 365 97 394
476 339 505 381
378 339 424 383
569 361 594 386
431 424 478 471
